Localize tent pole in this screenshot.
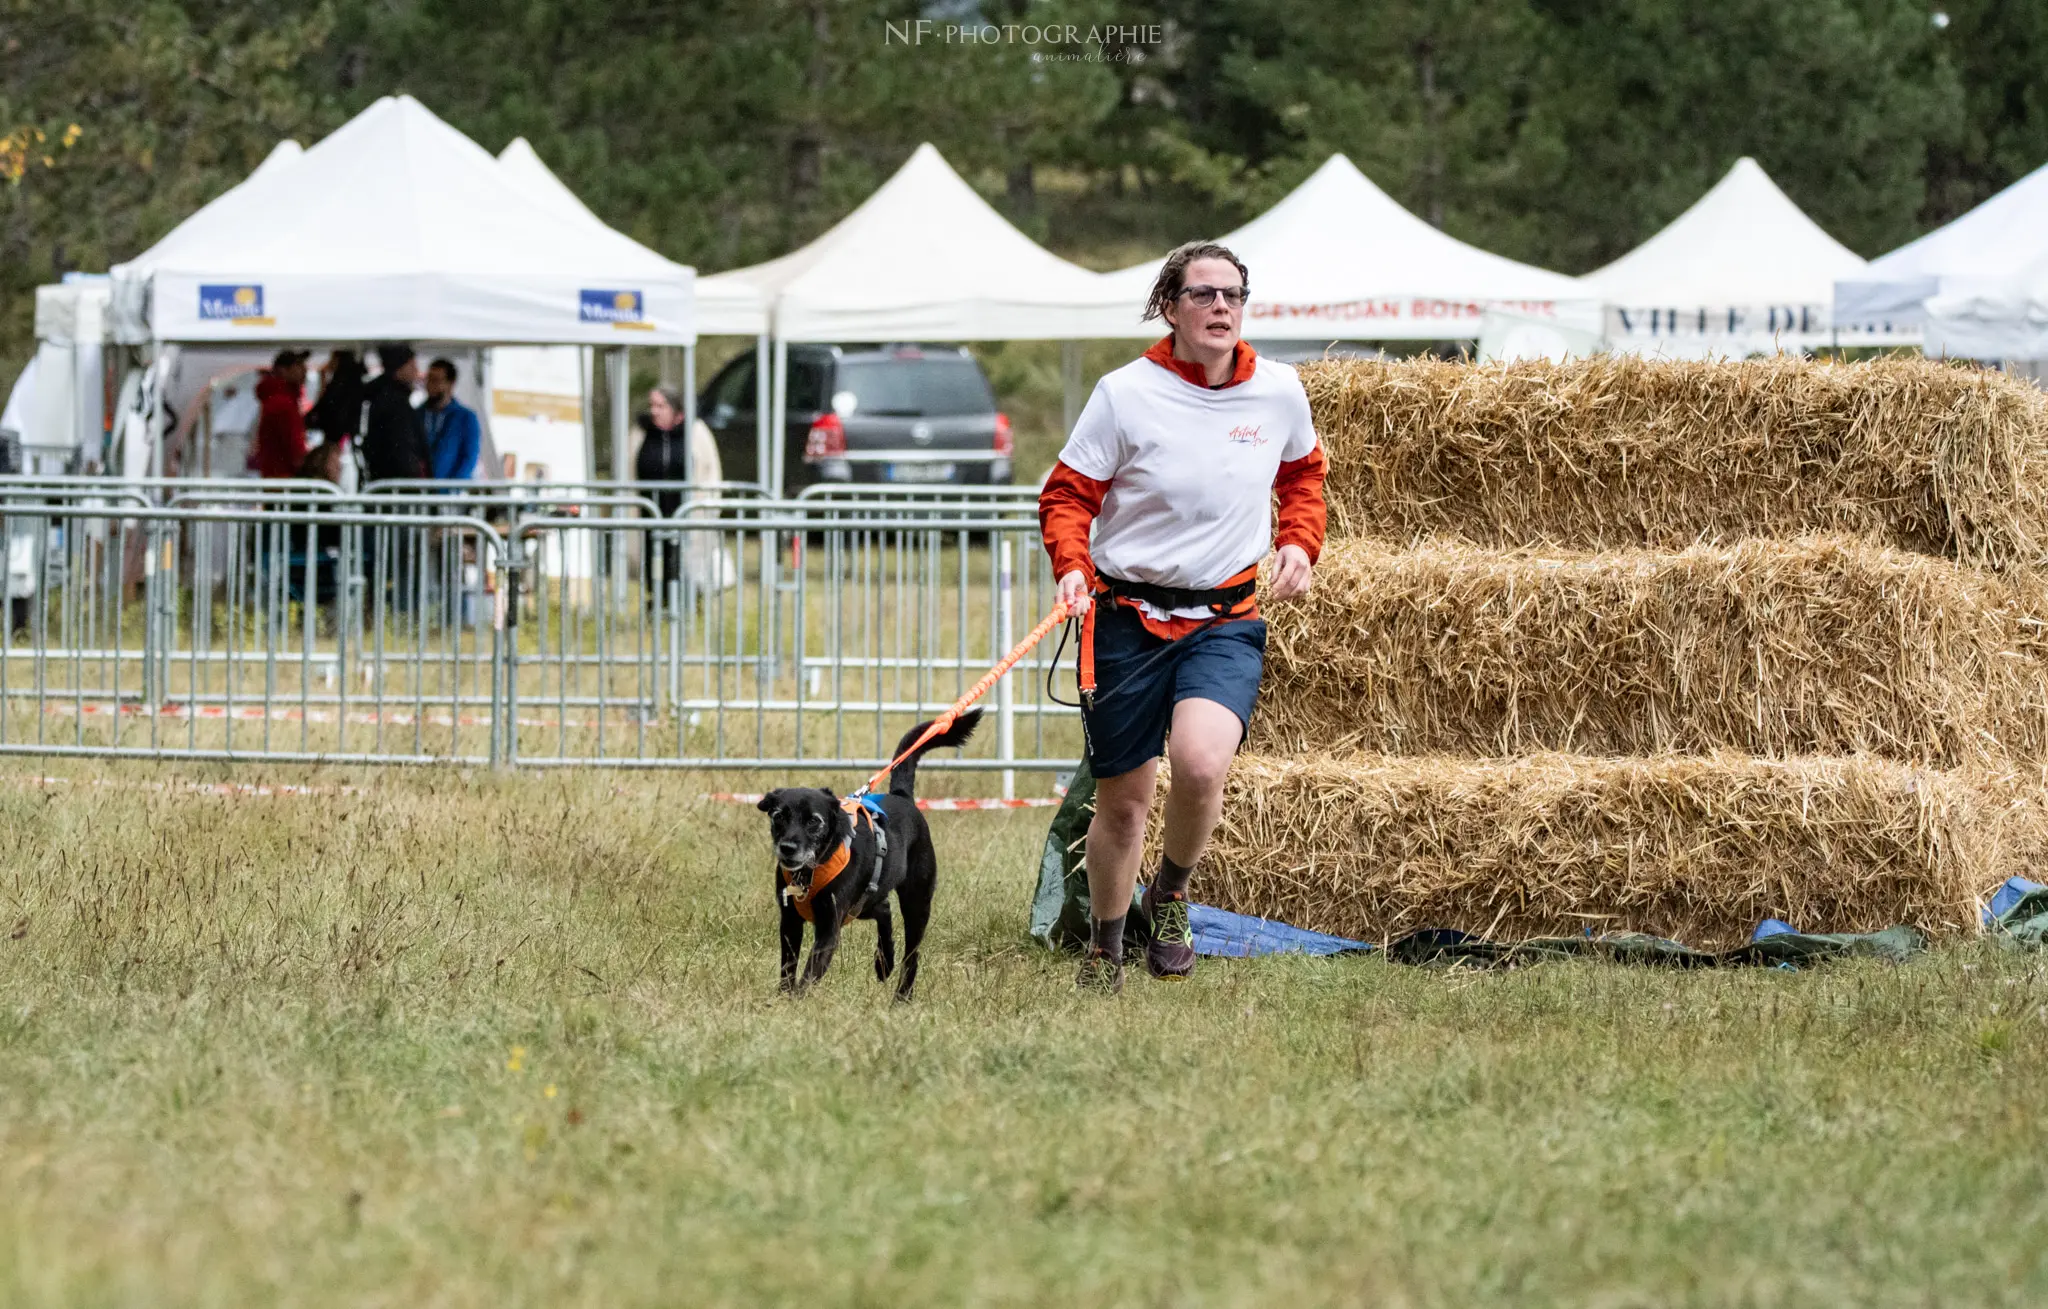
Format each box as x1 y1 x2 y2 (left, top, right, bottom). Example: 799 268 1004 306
684 344 700 434
1061 340 1083 436
610 345 631 605
611 344 631 482
770 337 789 499
753 333 771 493
148 355 167 481
658 345 678 387
580 347 597 485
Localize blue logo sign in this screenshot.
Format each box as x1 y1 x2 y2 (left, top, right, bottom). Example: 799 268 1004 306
579 289 645 324
198 284 265 320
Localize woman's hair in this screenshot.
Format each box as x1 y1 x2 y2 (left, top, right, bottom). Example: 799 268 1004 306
1143 241 1250 323
650 384 686 425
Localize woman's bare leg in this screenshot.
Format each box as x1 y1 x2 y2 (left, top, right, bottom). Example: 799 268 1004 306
1160 698 1243 868
1085 758 1160 938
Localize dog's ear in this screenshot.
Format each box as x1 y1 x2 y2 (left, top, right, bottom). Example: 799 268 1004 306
818 788 838 805
756 792 776 813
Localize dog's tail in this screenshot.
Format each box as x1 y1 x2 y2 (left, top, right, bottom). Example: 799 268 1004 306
887 708 982 800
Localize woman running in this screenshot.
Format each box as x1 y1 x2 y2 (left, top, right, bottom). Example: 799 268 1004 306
1039 240 1328 994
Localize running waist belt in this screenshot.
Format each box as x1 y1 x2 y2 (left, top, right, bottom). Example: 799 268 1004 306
1096 570 1257 614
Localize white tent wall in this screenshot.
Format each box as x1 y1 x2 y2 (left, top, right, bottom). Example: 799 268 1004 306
111 95 697 348
1922 249 2048 361
486 345 589 483
24 279 113 469
487 343 596 580
1477 308 1604 363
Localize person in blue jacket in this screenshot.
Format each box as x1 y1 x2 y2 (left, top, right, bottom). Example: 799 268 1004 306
423 357 481 481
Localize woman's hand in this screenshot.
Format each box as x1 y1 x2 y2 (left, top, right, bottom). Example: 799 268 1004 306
1057 569 1092 617
1268 544 1313 602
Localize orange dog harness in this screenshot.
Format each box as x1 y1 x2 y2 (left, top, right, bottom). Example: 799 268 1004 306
780 837 852 923
779 797 889 924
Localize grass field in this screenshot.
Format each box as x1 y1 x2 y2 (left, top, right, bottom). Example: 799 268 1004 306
2 761 2047 1306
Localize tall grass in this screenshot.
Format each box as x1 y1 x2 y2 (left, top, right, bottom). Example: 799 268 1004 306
0 761 2044 1306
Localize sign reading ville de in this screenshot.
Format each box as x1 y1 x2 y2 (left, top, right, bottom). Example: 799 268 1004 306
1605 305 1828 338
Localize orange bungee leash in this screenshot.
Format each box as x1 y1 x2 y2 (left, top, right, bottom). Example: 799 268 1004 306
847 600 1077 802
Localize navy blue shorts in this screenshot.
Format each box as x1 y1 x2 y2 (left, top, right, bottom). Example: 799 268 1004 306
1080 601 1267 778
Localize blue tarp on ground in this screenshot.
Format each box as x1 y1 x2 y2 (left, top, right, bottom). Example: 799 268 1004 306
1032 760 2013 966
1985 876 2048 946
1987 876 2047 925
1189 904 1371 957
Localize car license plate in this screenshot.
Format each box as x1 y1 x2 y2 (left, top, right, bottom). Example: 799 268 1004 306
884 463 956 483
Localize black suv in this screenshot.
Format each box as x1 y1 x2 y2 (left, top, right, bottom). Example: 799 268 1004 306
698 343 1012 493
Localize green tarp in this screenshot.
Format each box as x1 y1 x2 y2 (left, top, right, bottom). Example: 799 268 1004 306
1030 758 1116 953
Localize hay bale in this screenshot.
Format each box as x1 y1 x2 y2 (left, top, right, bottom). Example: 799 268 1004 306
1185 752 2011 949
1255 535 2048 765
1302 355 2048 568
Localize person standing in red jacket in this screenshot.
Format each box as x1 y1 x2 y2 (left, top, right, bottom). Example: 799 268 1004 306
1039 241 1328 994
248 349 311 479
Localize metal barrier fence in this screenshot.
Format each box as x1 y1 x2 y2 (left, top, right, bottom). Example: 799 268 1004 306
0 490 1080 783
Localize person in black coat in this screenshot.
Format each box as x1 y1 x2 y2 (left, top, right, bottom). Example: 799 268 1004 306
636 385 695 607
634 385 694 516
360 343 429 485
307 349 366 448
360 343 430 610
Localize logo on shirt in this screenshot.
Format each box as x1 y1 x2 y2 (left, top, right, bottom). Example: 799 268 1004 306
579 289 654 330
1226 423 1267 447
199 284 271 324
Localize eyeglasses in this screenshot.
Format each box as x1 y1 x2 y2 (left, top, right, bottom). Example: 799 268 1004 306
1175 284 1249 309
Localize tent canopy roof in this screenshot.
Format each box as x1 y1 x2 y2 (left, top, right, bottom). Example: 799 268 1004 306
1581 157 1866 309
497 137 604 226
1095 154 1591 341
111 95 694 345
697 142 1138 341
1838 158 2048 323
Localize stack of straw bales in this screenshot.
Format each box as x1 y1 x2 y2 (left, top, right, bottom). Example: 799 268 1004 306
1187 355 2048 948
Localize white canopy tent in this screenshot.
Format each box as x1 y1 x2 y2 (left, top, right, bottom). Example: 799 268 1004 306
1580 157 1898 356
696 142 1138 343
110 95 696 348
1837 159 2048 334
696 142 1146 491
1089 154 1596 343
96 97 697 484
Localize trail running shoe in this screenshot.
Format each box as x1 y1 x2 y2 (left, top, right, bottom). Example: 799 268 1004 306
1074 949 1124 995
1144 890 1196 980
1121 899 1154 965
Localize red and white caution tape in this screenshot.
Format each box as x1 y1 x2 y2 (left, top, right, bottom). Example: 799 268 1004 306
707 791 1058 811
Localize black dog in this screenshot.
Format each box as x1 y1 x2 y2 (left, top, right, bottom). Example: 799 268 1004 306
757 710 981 1001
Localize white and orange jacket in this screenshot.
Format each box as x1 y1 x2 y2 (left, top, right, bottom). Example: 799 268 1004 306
1038 337 1328 640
